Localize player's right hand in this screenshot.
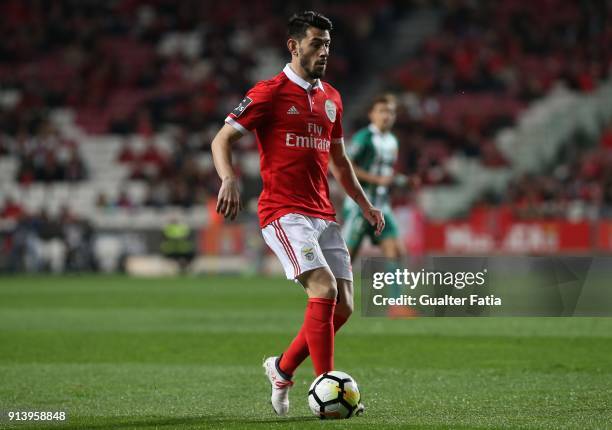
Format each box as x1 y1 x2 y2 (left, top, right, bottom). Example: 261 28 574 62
216 177 242 220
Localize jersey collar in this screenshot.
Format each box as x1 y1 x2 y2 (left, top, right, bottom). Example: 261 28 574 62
369 123 393 138
369 124 385 135
283 64 325 92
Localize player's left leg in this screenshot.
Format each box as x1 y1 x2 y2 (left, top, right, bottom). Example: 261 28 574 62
318 220 353 330
377 212 417 318
277 219 354 378
334 278 353 330
380 236 403 259
276 277 353 380
332 270 366 415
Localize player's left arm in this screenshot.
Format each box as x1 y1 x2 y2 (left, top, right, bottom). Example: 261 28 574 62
330 141 385 235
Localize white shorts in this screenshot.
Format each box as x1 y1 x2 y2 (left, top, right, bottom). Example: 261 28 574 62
262 213 353 282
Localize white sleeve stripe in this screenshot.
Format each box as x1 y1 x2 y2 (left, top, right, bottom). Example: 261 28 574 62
225 116 249 134
332 137 344 145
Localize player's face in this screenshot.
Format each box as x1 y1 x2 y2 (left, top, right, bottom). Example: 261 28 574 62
369 102 397 132
297 27 331 80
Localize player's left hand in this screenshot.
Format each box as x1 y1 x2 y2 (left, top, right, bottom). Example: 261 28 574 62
364 206 385 236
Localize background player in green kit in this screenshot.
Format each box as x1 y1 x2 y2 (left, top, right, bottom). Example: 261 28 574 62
342 93 407 261
342 94 419 317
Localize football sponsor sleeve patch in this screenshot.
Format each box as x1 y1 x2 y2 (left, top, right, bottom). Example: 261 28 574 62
232 97 253 117
225 83 271 131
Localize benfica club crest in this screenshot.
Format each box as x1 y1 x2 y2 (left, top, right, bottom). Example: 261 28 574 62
301 246 315 262
324 99 336 123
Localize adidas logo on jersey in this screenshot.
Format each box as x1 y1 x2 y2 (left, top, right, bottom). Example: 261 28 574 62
287 106 300 115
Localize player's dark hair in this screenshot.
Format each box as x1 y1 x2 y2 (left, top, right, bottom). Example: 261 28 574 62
369 93 397 112
288 11 333 40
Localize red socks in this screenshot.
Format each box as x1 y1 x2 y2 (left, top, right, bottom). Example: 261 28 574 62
303 298 335 376
278 299 349 378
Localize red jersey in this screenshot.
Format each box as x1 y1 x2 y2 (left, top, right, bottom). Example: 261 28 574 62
225 64 344 228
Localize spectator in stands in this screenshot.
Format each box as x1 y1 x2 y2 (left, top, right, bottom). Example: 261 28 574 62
60 206 95 271
12 120 87 183
37 154 64 182
600 120 612 151
9 209 68 273
168 179 193 208
115 190 134 209
0 196 24 220
16 155 36 184
139 140 168 179
63 148 88 181
35 209 67 273
5 214 36 272
94 193 109 210
144 179 169 208
117 140 137 164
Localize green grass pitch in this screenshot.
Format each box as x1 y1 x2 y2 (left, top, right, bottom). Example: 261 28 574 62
0 275 611 429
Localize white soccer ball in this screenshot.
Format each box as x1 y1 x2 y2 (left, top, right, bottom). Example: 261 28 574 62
307 370 361 419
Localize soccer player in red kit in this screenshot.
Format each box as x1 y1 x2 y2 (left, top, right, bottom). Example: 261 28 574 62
211 11 384 416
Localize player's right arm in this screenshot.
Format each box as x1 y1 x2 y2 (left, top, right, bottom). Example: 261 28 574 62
212 82 271 220
211 124 244 220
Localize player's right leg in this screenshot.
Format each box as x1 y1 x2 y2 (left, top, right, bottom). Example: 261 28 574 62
261 214 337 416
262 356 293 416
262 267 337 416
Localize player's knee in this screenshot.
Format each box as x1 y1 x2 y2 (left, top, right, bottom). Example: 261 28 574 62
301 267 337 300
312 282 337 300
